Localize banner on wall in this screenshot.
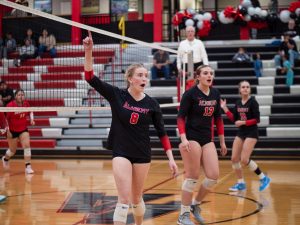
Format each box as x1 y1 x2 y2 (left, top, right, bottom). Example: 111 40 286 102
34 0 52 13
111 0 128 15
81 0 99 14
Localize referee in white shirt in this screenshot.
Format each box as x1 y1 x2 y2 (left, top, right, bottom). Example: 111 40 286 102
177 26 209 73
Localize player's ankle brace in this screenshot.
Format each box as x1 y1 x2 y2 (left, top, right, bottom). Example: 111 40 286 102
132 199 146 216
113 203 129 223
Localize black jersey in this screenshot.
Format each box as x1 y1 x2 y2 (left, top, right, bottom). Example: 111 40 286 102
178 86 222 140
232 96 260 132
87 76 167 159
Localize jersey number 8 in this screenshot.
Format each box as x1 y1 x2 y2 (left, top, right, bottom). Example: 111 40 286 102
130 112 139 124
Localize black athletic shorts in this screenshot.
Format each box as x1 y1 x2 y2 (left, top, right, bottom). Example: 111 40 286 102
237 128 259 140
9 129 29 139
112 152 151 164
188 137 212 147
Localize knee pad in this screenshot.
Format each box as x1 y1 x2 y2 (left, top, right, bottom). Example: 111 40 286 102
232 162 241 170
24 148 31 157
182 178 198 193
113 203 129 223
247 160 258 172
202 178 217 189
132 199 146 216
6 149 15 157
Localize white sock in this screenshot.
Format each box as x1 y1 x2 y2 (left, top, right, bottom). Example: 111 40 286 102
238 178 245 183
259 173 265 179
192 199 201 205
180 205 190 215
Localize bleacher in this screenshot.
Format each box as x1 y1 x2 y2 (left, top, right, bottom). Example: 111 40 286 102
0 39 299 159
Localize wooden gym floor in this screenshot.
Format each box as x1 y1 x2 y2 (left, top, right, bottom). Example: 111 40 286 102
0 159 299 225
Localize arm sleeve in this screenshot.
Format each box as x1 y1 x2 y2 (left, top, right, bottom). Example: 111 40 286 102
215 117 224 135
200 41 209 65
160 135 172 152
248 98 260 124
85 71 117 102
152 99 167 138
213 92 222 120
225 110 235 122
177 91 192 134
177 117 186 135
0 112 8 129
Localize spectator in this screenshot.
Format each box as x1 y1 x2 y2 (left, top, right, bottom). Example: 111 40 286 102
281 54 294 87
177 26 208 73
284 19 299 40
1 33 17 59
0 81 14 106
14 39 35 67
24 28 37 48
274 34 299 69
232 47 251 63
253 53 263 77
151 49 171 79
38 29 56 58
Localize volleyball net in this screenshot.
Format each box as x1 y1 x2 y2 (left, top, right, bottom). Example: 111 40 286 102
0 0 192 112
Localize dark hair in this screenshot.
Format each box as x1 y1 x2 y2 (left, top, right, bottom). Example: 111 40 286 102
14 89 25 97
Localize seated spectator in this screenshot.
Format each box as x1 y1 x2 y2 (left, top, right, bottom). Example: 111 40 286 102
274 34 299 69
232 47 251 63
151 49 171 79
24 28 37 48
284 19 299 40
14 39 35 67
38 29 56 58
253 53 263 77
281 54 294 87
0 81 14 106
1 33 17 59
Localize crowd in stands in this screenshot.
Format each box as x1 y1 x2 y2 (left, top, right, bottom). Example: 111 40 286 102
0 28 56 66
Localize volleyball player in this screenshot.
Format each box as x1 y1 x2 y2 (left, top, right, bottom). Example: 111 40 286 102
220 80 271 192
83 31 178 225
177 65 227 225
2 89 35 174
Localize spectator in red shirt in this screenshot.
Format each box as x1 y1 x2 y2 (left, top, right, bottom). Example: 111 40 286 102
2 89 35 174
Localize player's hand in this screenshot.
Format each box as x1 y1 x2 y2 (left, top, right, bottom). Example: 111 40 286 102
83 30 93 51
235 120 245 127
220 99 227 109
220 142 227 156
30 120 35 126
168 159 179 178
180 139 190 152
0 127 7 135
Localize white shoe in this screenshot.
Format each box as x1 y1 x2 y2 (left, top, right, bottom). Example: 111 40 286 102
25 165 34 174
2 156 9 171
0 195 7 203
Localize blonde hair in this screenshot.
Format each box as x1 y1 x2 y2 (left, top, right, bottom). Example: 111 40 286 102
124 63 145 88
194 65 212 85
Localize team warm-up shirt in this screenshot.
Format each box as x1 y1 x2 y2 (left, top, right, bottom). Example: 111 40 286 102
87 76 167 159
6 100 30 132
178 86 222 140
232 96 260 132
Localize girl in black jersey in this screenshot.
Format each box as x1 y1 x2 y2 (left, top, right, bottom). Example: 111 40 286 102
177 65 227 225
220 80 271 192
83 31 178 225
